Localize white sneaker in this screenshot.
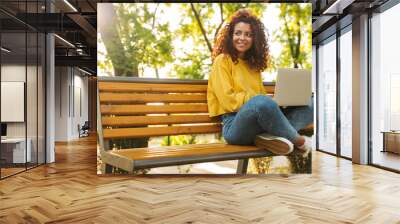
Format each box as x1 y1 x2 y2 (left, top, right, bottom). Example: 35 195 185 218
296 136 312 156
254 134 294 155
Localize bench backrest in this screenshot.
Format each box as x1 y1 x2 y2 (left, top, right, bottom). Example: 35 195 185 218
98 77 275 149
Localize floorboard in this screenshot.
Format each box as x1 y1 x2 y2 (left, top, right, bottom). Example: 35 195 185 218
1 136 399 223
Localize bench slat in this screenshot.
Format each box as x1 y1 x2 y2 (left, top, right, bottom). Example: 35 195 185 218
264 85 275 94
99 81 275 94
103 124 221 139
97 80 311 173
100 104 209 115
99 93 207 103
102 115 219 127
99 82 207 93
110 143 263 161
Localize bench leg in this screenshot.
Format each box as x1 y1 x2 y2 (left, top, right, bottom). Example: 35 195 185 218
101 163 113 174
237 159 249 175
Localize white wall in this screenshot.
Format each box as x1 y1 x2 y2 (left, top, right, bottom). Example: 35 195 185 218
317 38 337 154
73 72 89 137
55 66 69 141
1 63 46 163
1 65 27 138
54 67 89 141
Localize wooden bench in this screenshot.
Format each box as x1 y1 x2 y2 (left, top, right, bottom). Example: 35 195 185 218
97 77 313 174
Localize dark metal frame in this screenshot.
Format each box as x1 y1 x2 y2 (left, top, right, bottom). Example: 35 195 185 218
315 44 319 151
336 24 341 157
0 17 2 179
367 10 373 166
338 23 352 160
0 0 47 180
315 33 338 156
315 19 353 160
25 2 28 171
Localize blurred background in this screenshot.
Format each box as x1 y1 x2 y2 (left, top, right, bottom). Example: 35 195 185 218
98 3 311 81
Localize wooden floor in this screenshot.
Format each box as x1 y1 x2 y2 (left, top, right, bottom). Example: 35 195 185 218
373 150 400 171
1 136 400 223
0 167 26 178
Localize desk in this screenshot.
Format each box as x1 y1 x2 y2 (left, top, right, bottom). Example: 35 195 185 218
382 131 400 154
1 138 31 163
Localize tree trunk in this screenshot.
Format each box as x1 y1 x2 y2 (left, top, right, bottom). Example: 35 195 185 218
283 16 296 68
98 5 146 169
294 21 301 69
190 3 213 54
98 4 138 77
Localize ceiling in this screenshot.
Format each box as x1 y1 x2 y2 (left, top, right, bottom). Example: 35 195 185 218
2 0 395 73
312 0 389 43
0 0 98 75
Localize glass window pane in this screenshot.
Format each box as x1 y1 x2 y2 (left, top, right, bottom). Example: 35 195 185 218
340 28 352 158
27 31 38 168
371 4 400 171
317 36 337 154
1 31 27 177
1 0 46 179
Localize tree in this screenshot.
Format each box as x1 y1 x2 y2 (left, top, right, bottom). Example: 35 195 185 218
175 3 266 80
98 3 135 76
98 4 175 173
273 4 312 70
98 3 174 77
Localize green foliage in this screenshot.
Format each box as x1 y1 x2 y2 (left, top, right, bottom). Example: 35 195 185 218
116 3 174 74
177 165 193 174
173 3 266 80
111 138 149 150
112 167 149 175
248 157 273 174
100 3 312 80
97 39 114 77
223 3 266 18
173 49 210 80
287 152 312 173
273 3 312 70
160 135 196 174
161 135 197 146
98 3 174 77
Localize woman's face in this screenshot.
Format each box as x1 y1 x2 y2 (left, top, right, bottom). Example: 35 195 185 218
232 22 253 57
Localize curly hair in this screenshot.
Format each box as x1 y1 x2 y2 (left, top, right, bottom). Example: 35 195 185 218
212 8 270 72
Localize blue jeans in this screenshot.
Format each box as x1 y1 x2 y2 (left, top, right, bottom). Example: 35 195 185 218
221 95 313 145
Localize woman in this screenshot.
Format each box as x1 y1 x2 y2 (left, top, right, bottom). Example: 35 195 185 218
207 9 313 156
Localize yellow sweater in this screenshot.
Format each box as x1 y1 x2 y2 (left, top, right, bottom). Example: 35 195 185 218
207 54 266 117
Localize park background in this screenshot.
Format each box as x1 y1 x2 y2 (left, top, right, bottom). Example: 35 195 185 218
97 3 312 174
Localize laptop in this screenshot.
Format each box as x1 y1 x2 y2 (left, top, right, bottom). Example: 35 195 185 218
273 68 312 106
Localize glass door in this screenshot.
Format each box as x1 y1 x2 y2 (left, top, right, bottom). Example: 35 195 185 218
339 26 352 158
0 1 47 179
317 35 337 154
370 3 400 171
